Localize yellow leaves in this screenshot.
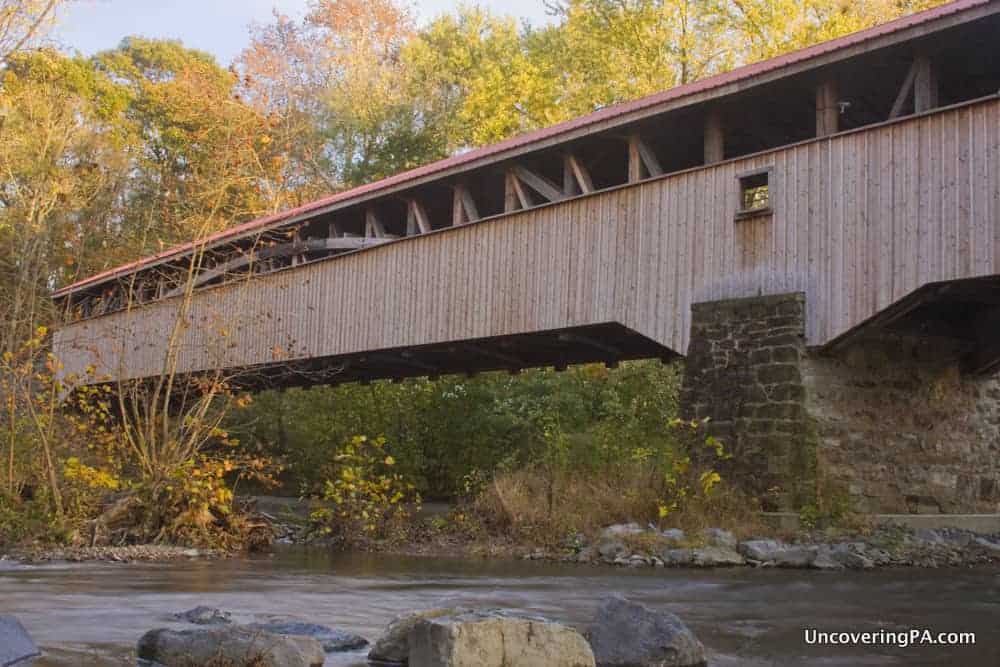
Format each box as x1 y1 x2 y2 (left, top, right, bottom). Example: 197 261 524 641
311 434 418 542
699 470 722 496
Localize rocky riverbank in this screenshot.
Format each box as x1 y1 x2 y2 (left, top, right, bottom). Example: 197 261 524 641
257 493 1000 570
3 544 225 564
520 522 1000 569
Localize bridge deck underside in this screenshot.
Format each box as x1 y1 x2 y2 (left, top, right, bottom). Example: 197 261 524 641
824 275 1000 374
229 322 678 391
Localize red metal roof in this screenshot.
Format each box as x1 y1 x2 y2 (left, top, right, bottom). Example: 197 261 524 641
54 0 994 297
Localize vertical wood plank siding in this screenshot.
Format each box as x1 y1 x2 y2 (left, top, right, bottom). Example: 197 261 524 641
54 98 1000 382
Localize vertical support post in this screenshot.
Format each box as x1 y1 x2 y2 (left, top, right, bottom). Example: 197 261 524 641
704 109 724 164
563 154 580 195
504 171 519 212
452 187 464 226
914 54 938 113
627 134 643 182
408 205 418 234
452 184 478 225
815 79 839 137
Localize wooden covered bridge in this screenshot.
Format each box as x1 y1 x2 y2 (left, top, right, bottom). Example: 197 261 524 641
53 0 1000 390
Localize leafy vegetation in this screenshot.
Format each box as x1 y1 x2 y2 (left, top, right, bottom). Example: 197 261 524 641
0 0 947 550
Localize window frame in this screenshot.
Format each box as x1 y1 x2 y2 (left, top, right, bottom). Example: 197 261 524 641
735 166 774 220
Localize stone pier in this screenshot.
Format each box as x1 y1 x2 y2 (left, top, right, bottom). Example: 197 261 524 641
680 292 1000 514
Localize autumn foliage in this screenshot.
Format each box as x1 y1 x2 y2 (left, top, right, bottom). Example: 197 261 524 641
0 0 950 548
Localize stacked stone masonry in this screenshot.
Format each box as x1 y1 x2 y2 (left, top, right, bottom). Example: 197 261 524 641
680 293 816 510
803 336 1000 514
680 292 1000 514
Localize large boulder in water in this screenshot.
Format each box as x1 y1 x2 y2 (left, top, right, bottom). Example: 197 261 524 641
247 620 368 652
408 609 596 667
587 596 705 667
369 608 464 664
0 615 40 667
137 626 324 666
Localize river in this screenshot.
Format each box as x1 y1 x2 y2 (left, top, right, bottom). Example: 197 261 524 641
1 547 997 666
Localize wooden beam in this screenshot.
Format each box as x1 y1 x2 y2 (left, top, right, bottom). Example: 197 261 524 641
914 53 938 113
628 133 662 182
628 135 642 182
511 165 564 202
463 343 524 368
505 169 532 211
452 187 464 226
452 183 479 225
889 61 918 119
635 136 663 176
162 237 395 298
365 208 387 238
407 199 432 234
504 170 524 212
815 79 839 137
563 155 579 195
704 109 724 164
564 153 594 194
557 332 621 358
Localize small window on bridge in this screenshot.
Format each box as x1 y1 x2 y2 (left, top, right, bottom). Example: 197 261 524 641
737 168 772 219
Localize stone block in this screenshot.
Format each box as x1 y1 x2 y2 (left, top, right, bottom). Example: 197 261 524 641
408 610 595 667
0 615 40 667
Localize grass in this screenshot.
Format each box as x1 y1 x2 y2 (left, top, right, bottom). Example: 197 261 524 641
469 464 767 548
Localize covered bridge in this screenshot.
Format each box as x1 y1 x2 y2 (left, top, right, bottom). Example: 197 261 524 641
53 0 1000 513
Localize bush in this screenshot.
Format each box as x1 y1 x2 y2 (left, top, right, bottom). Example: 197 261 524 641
467 417 761 545
309 435 420 545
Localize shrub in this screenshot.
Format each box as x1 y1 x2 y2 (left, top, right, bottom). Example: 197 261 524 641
309 435 420 544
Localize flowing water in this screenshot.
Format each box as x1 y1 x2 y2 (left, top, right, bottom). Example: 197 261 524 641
1 547 998 666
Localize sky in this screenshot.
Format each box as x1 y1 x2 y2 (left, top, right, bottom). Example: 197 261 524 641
51 0 552 65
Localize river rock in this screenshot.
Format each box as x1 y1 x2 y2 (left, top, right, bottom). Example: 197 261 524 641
701 528 737 548
247 620 368 652
597 539 627 562
828 543 875 570
369 607 463 664
809 550 844 570
737 540 819 567
601 523 646 539
737 539 786 562
137 626 325 667
660 528 686 544
409 609 595 667
774 546 818 568
587 596 705 667
0 615 40 667
691 546 744 567
173 605 232 625
972 536 1000 555
659 548 693 566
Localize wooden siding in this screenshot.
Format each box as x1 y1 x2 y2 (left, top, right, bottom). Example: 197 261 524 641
54 97 1000 382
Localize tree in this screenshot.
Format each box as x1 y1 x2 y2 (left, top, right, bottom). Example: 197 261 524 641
239 0 447 188
0 49 128 354
402 7 557 148
540 0 735 115
0 0 65 66
94 38 290 251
